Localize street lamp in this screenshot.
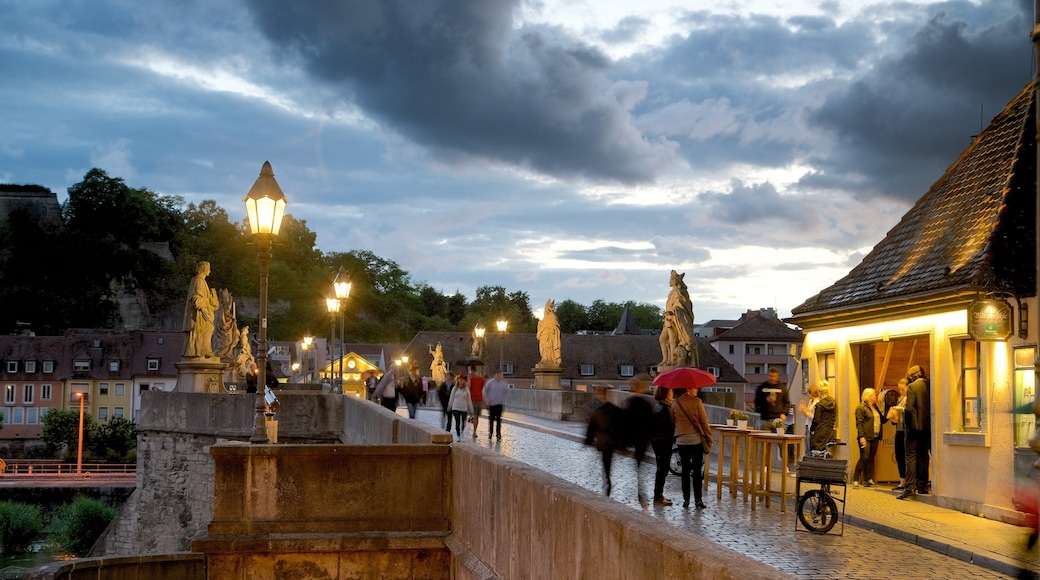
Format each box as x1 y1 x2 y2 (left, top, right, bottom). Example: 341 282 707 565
302 336 313 382
75 391 86 474
496 318 508 374
326 295 340 391
244 161 287 444
332 268 351 393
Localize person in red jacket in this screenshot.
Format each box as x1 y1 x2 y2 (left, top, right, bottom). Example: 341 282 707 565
468 367 486 438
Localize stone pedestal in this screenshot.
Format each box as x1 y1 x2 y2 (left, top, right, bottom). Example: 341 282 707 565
533 364 562 390
175 358 228 393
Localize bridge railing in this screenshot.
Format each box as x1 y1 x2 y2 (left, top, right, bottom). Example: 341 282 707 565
2 461 136 476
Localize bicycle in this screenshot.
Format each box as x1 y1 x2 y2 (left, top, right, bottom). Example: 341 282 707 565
795 441 848 534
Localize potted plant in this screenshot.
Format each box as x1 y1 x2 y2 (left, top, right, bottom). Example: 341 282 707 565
730 409 750 429
765 418 785 434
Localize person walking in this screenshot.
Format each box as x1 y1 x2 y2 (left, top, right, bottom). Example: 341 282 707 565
899 365 931 499
447 374 474 440
754 368 792 467
853 388 886 488
469 369 486 437
401 364 423 419
438 372 456 432
585 387 623 497
483 370 509 440
671 387 713 509
887 379 909 491
624 374 655 504
650 387 676 506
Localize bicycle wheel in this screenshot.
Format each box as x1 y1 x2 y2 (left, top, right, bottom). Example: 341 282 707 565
797 488 838 533
669 445 681 475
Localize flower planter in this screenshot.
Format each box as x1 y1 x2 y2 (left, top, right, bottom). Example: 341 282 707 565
736 420 748 430
726 419 734 426
776 427 785 435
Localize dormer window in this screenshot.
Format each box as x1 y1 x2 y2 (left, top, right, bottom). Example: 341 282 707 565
619 364 635 378
147 358 160 371
24 361 36 373
579 364 595 376
73 360 90 372
5 361 16 373
108 360 120 372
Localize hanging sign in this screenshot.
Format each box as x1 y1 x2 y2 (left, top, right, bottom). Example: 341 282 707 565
968 299 1012 341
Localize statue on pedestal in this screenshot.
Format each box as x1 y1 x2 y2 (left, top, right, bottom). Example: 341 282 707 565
537 299 562 367
182 261 220 358
213 288 240 360
471 327 485 360
429 342 447 384
662 270 698 368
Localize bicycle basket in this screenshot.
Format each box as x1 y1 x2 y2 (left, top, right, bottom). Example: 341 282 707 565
797 457 848 482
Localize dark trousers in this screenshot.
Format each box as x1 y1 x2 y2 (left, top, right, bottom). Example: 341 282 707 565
678 443 705 505
651 439 673 501
444 409 452 432
599 447 614 496
905 429 931 492
488 404 503 437
451 410 468 437
854 438 879 483
894 429 907 479
380 396 397 413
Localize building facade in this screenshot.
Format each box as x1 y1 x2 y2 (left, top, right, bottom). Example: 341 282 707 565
710 308 804 410
789 82 1036 521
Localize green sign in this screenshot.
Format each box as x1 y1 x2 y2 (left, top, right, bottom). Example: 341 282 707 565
968 300 1012 341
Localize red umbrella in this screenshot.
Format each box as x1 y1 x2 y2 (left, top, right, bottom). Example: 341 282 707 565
653 367 717 390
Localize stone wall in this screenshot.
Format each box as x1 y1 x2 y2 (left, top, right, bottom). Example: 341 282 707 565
504 388 595 421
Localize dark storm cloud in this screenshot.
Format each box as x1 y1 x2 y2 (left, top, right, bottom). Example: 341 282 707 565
804 0 1032 203
244 0 678 184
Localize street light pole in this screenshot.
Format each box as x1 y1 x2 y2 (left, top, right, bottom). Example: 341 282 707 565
326 296 340 391
302 336 313 382
333 268 351 393
244 161 287 444
496 318 508 374
75 392 85 475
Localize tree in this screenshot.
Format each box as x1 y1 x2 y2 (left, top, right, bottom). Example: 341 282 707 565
90 417 137 461
554 300 589 334
41 409 95 459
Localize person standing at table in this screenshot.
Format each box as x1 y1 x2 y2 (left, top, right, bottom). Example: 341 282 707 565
651 387 676 506
671 386 713 509
853 388 886 488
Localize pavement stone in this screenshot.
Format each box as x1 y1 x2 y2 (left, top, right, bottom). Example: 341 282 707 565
415 407 1039 579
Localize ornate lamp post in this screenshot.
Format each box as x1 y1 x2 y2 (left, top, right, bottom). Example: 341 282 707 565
244 161 287 444
326 295 340 390
332 268 351 393
496 318 508 374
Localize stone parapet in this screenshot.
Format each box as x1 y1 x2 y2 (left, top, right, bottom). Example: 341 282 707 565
503 388 594 421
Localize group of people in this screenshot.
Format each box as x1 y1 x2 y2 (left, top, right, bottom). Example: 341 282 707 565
795 365 931 498
585 376 714 510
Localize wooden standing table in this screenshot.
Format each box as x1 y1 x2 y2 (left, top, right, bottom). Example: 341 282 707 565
711 425 754 500
749 432 803 512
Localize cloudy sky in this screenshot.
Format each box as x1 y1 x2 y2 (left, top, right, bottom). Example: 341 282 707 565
0 0 1033 323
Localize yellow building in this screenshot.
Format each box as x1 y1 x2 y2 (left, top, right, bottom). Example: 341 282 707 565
789 83 1036 522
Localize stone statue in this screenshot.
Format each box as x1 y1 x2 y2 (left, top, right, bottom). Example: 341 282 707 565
213 288 240 360
471 327 485 359
429 342 447 384
663 270 697 367
537 299 562 366
181 261 220 358
235 326 254 379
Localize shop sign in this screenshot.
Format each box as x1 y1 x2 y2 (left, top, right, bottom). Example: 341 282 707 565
968 299 1012 341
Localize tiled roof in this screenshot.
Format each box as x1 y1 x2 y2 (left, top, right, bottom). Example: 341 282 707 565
712 314 803 342
791 82 1036 318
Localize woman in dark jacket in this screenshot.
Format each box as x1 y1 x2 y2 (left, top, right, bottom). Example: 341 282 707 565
853 388 886 487
810 383 837 453
650 387 676 506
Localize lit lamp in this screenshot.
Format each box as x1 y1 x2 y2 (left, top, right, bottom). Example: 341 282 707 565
496 318 508 374
326 295 340 391
244 161 287 444
75 391 86 474
332 268 351 392
302 336 313 382
474 324 485 361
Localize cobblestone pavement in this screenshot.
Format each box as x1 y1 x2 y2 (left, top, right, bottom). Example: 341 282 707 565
414 407 1036 579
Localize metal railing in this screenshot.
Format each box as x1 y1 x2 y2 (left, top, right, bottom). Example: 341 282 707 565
1 460 136 476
